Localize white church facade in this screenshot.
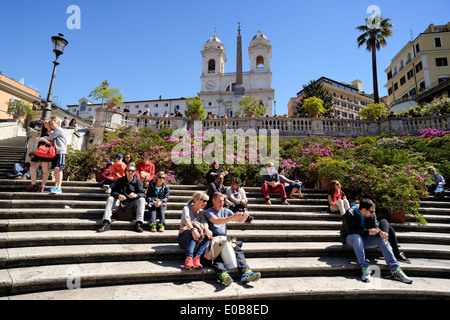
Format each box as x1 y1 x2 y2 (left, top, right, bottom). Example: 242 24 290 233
198 30 275 117
67 29 274 119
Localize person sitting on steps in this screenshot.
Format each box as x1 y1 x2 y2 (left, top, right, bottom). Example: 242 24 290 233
178 191 212 269
202 192 261 287
97 164 146 233
327 180 350 215
260 162 289 205
340 198 413 284
146 171 170 232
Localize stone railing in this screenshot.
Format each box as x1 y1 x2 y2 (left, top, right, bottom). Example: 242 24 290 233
108 110 449 138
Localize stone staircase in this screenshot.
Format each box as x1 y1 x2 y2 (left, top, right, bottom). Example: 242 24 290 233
0 136 27 180
0 179 449 300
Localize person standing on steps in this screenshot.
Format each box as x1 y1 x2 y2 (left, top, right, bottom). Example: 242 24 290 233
23 119 53 193
97 164 146 233
38 118 67 194
340 198 413 284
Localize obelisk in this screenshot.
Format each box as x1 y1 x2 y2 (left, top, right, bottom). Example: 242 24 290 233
234 22 245 97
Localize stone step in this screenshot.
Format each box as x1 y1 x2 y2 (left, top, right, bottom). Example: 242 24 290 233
0 208 339 220
0 200 330 213
3 241 450 269
1 256 449 296
7 274 450 300
1 216 449 234
3 229 450 249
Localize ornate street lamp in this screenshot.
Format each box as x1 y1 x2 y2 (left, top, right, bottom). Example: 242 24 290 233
35 33 68 128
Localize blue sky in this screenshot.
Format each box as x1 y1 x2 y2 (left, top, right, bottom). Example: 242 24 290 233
1 0 449 115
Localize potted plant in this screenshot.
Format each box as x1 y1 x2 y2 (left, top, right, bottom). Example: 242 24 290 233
358 103 388 120
6 100 35 120
369 166 428 224
302 97 326 117
317 158 351 190
238 96 268 118
185 96 206 120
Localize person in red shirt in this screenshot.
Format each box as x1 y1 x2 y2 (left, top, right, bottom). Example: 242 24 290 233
105 154 128 195
136 155 155 187
110 153 127 180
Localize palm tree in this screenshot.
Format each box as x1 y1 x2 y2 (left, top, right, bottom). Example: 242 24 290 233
356 16 393 104
296 80 333 116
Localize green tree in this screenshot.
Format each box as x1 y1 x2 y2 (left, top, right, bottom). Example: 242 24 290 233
89 80 124 108
296 80 333 116
356 16 393 104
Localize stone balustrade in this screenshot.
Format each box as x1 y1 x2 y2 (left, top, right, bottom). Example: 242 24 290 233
110 110 449 138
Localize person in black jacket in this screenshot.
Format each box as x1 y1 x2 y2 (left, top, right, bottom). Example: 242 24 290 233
340 198 413 284
146 171 170 232
97 164 146 233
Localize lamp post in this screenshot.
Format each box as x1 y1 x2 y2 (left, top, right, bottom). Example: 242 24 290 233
41 33 69 122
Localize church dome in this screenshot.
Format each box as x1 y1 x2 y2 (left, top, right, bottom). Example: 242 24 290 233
252 30 269 41
250 30 270 48
205 33 222 45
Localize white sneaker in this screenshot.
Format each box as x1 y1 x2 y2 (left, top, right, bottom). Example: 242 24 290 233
391 268 413 284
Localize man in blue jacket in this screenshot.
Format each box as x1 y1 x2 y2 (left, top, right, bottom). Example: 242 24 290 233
340 198 412 284
97 164 146 233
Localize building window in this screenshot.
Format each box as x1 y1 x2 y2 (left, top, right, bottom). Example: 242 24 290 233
434 37 442 47
407 69 414 80
436 57 448 67
394 82 398 91
80 101 87 112
415 61 423 73
387 70 392 80
419 80 426 90
256 56 265 70
415 42 420 54
388 87 393 96
226 83 236 92
154 103 158 107
409 87 416 96
400 76 406 86
439 76 450 84
208 59 216 73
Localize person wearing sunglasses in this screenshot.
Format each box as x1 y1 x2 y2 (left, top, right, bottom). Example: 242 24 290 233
340 198 413 284
146 171 170 232
178 191 212 269
97 164 146 233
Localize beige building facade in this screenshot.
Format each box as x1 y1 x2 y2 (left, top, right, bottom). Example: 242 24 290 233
289 77 374 119
384 22 450 112
0 73 40 120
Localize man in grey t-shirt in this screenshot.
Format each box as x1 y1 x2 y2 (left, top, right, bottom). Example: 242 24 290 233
203 192 261 286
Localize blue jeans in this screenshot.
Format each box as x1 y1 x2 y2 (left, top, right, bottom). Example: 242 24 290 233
177 230 210 259
345 234 400 270
149 204 166 225
14 163 31 178
285 183 301 196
